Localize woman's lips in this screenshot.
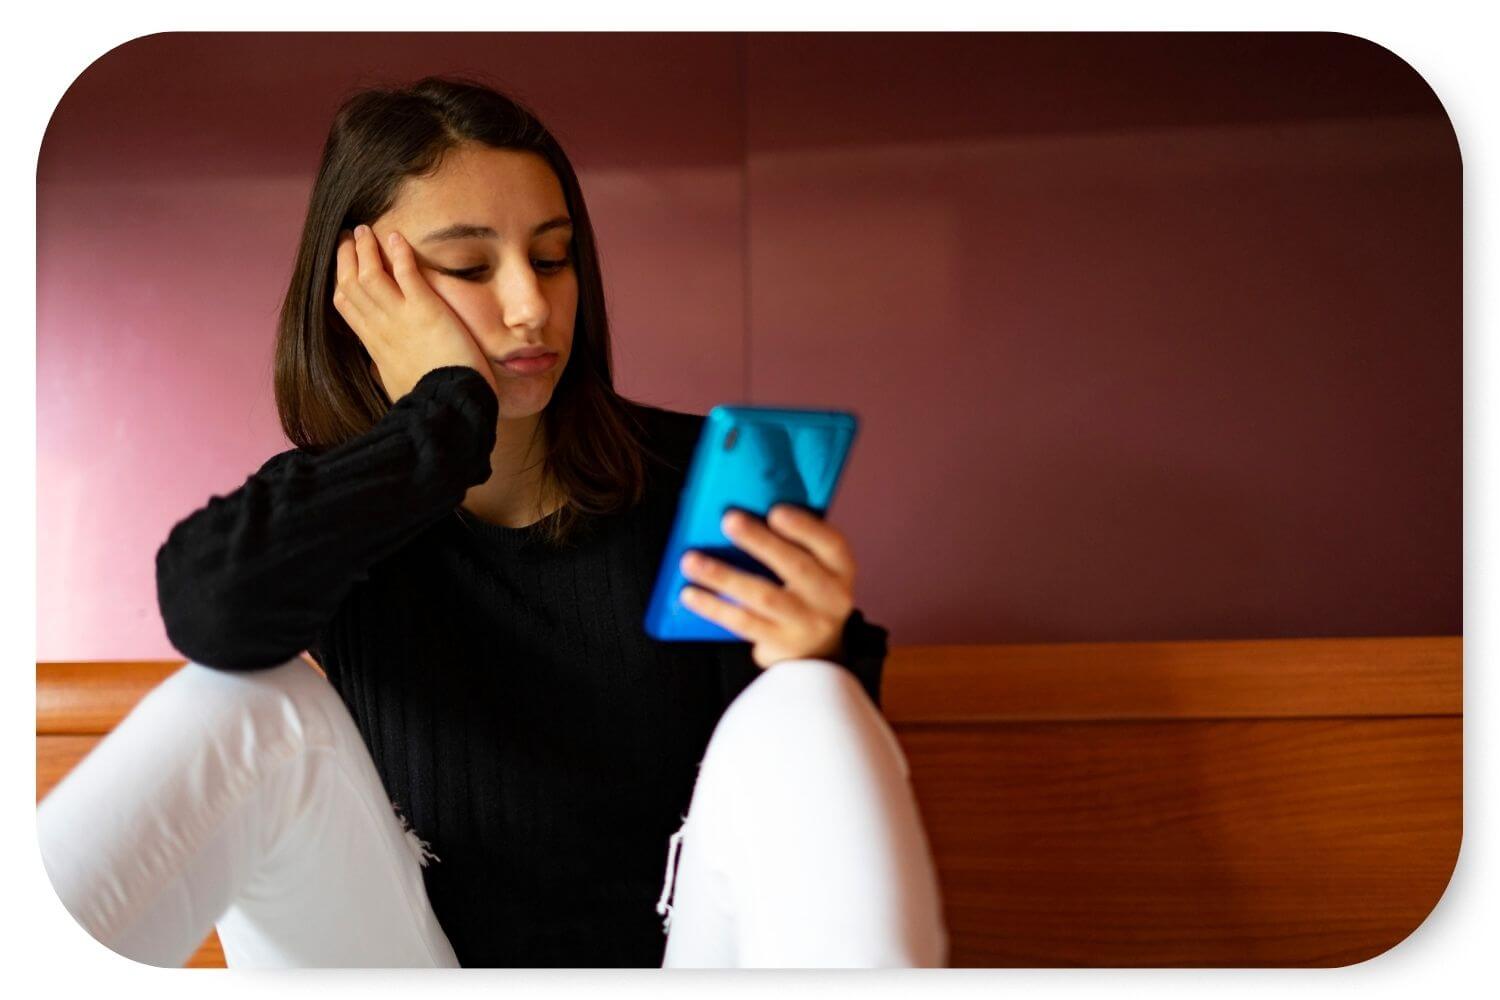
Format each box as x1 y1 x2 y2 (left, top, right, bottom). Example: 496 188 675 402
497 352 558 375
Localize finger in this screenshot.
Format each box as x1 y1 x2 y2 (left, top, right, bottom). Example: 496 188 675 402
352 223 400 308
679 583 775 643
721 510 849 613
333 231 364 308
384 229 427 302
332 243 371 330
680 551 803 625
765 504 857 581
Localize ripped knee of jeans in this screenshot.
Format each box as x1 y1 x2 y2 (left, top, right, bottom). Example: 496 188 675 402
655 814 689 934
391 802 440 868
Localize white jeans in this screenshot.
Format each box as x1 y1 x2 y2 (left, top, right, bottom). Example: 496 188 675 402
37 655 947 968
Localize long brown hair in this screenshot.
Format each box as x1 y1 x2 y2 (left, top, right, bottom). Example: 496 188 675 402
274 75 670 549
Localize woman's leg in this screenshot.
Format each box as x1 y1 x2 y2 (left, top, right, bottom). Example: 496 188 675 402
37 657 458 968
659 658 948 968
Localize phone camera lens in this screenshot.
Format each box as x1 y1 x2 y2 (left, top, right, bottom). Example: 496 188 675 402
723 427 738 451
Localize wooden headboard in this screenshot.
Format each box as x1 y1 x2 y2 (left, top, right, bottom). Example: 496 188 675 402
37 636 1460 967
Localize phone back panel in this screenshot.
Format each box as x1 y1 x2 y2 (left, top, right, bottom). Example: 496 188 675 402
643 405 860 642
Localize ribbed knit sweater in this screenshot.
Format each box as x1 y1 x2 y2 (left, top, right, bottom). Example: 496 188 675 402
154 365 890 967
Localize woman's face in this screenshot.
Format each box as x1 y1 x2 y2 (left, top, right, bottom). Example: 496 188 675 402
370 144 579 421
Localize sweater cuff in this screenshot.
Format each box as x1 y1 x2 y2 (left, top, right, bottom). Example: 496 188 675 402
406 366 499 434
831 607 889 709
399 366 499 488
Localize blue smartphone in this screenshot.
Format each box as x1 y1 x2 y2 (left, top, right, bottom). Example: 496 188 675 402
644 404 860 642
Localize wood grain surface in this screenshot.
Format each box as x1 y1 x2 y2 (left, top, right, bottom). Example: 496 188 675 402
882 636 1461 722
899 716 1460 966
36 636 1461 967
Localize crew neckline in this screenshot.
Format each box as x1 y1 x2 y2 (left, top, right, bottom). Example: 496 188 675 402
451 503 564 549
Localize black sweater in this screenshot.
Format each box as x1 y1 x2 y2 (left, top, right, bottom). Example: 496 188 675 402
154 365 890 967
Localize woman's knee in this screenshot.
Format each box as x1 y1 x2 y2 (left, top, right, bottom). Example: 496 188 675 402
708 658 908 778
725 658 864 721
137 655 346 760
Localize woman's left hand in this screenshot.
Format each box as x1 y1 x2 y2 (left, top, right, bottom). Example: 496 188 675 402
678 504 857 670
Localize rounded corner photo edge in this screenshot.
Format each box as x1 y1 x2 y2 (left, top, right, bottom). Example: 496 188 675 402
35 30 182 184
1334 810 1464 969
31 807 181 971
1320 29 1462 169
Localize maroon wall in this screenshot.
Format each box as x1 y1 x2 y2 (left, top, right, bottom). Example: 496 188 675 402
744 33 1459 642
37 33 1459 658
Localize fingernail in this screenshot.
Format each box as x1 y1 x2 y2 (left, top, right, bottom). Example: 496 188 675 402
387 231 399 249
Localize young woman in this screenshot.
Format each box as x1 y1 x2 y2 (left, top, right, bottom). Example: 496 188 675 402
37 76 946 968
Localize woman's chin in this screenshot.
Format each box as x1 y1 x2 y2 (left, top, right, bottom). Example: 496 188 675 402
496 385 556 420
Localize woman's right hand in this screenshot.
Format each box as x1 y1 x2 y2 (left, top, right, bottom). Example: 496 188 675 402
332 223 500 405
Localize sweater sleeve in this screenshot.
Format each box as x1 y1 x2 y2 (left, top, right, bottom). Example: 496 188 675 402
715 607 891 712
155 365 499 671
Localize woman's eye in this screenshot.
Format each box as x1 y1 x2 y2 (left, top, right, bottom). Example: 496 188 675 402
439 260 569 282
441 267 489 281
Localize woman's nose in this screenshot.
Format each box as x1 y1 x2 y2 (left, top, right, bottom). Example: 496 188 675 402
494 257 550 331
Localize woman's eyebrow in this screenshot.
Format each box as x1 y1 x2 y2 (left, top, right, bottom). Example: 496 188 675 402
419 217 573 244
